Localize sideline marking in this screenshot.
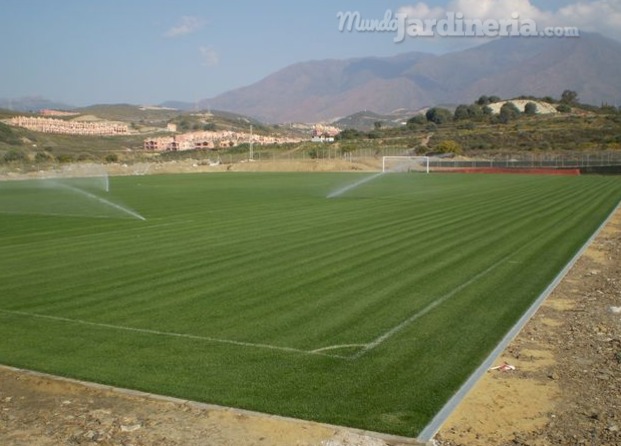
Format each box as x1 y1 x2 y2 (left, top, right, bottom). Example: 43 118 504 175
352 254 513 359
355 224 561 360
0 309 347 360
310 344 367 354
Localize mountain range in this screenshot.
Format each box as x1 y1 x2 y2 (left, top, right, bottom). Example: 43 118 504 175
205 32 621 123
3 33 620 124
0 96 73 113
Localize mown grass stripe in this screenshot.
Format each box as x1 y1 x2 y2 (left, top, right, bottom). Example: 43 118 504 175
2 173 621 437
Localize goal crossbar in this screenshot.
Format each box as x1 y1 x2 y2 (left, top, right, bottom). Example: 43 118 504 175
382 156 430 173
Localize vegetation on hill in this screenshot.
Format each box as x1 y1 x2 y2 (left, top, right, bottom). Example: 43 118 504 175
332 92 621 157
0 93 620 170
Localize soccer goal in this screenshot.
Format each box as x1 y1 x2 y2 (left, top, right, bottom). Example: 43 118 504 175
382 156 430 173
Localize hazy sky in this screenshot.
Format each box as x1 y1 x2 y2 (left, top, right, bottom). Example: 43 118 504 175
1 0 620 106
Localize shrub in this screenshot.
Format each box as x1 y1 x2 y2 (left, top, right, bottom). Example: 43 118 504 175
336 128 364 140
77 152 94 161
34 152 52 163
434 140 462 154
0 122 21 146
556 104 572 113
3 149 26 163
56 153 74 163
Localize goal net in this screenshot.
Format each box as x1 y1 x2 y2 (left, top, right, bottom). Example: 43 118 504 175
382 156 430 173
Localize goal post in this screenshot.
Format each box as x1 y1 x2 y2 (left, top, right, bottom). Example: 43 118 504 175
382 156 430 173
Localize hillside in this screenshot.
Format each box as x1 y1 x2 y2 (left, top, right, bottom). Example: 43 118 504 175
206 33 621 123
1 96 620 171
0 105 302 165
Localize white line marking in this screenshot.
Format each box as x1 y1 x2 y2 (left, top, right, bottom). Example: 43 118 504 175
353 254 513 359
310 344 367 353
0 309 346 359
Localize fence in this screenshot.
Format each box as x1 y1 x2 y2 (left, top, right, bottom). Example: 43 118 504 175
432 151 621 169
243 148 621 168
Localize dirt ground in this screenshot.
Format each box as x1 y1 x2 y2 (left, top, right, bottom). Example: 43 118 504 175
1 161 620 446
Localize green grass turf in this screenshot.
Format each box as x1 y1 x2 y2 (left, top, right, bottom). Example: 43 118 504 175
0 172 620 437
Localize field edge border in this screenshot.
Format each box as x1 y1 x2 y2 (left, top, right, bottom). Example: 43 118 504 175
417 198 621 443
0 364 427 446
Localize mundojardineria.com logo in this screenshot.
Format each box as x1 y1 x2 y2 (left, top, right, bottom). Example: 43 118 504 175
337 9 580 42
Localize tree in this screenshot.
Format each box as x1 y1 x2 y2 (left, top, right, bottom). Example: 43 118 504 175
336 128 363 140
373 121 383 130
453 104 471 121
561 89 578 105
499 102 521 124
178 119 191 131
425 107 453 125
339 143 356 154
476 95 490 106
524 102 538 115
599 104 619 114
406 115 427 128
455 104 484 121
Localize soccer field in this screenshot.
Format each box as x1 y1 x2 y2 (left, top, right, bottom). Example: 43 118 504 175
1 172 620 437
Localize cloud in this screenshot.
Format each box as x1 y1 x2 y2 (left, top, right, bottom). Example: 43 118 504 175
199 46 219 66
165 16 205 37
398 2 445 19
397 0 621 40
398 1 545 22
557 1 621 35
